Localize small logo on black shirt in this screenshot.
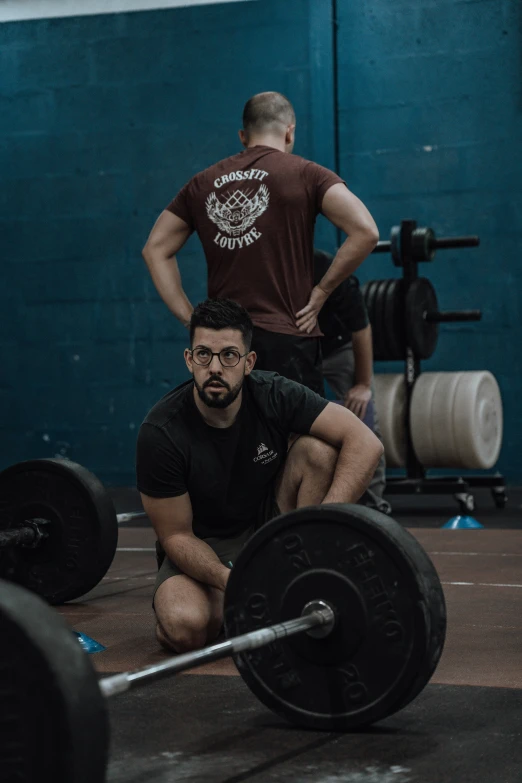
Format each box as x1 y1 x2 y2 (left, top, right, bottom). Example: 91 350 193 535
253 442 278 465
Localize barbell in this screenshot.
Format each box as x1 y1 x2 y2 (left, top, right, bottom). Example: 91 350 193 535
0 501 447 782
0 458 144 604
371 224 480 264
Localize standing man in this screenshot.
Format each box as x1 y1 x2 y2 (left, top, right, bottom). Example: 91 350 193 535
142 91 379 395
314 249 391 514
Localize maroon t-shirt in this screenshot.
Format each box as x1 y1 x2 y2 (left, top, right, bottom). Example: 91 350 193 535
166 146 344 336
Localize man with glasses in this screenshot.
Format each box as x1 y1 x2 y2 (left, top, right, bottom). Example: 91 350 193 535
136 298 383 654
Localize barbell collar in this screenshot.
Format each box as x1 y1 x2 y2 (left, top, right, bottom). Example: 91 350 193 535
116 511 148 524
424 309 482 323
0 526 38 548
99 603 336 699
371 240 392 254
0 518 49 549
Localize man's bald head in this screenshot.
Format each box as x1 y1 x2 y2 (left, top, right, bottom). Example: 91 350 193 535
240 92 296 151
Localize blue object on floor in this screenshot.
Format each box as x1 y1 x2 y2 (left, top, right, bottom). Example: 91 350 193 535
442 515 484 529
74 631 106 654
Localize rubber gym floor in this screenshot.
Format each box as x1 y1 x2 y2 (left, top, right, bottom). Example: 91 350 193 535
58 488 522 783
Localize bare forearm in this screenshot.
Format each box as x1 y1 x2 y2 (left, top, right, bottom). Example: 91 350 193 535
322 432 383 504
317 233 378 297
162 533 230 591
143 251 194 327
351 326 373 387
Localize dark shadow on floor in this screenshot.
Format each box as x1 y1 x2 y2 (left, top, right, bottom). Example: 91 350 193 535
105 677 521 783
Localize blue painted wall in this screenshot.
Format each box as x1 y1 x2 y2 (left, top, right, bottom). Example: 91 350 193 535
333 0 522 481
0 0 336 484
1 0 521 484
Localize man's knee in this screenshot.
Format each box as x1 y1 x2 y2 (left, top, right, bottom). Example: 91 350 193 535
297 435 339 474
155 616 208 653
154 599 210 653
156 623 176 652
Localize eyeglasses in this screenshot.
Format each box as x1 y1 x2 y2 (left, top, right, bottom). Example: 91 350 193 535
190 347 248 368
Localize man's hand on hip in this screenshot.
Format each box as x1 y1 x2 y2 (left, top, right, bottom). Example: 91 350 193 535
295 286 328 334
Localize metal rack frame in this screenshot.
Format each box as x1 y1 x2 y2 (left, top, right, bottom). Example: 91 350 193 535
371 219 507 514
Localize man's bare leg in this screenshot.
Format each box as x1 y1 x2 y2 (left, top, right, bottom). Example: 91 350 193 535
154 573 224 653
276 435 340 513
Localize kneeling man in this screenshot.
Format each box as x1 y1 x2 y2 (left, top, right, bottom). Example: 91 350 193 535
136 298 383 653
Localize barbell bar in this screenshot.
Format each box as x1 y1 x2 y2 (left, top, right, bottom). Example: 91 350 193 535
100 599 335 698
0 501 447 782
424 309 482 323
371 222 480 263
0 509 147 550
429 234 480 251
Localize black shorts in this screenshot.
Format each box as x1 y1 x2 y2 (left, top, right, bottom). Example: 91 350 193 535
251 327 325 397
152 490 280 604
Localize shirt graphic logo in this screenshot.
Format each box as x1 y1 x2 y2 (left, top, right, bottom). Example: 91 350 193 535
206 168 270 251
253 442 278 465
207 185 269 235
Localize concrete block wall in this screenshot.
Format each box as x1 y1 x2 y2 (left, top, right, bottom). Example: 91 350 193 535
0 0 336 484
2 0 521 484
334 0 522 480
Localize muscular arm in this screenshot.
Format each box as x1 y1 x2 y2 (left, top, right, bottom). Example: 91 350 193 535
142 210 194 328
318 184 379 295
309 401 383 503
140 492 230 591
296 184 379 333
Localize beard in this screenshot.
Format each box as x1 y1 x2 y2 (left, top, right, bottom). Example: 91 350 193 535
194 374 244 409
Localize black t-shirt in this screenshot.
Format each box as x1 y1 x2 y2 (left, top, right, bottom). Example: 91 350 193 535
314 249 369 358
136 370 329 539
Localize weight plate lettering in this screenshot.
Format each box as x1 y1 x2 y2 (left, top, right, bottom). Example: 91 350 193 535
225 504 446 730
